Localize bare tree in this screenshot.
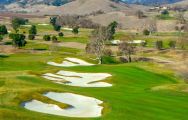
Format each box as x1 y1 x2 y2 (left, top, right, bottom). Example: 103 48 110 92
178 34 188 49
148 18 157 35
175 11 186 24
135 10 144 19
86 27 108 64
118 42 135 62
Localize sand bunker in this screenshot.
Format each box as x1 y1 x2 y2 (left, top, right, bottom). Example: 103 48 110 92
47 57 94 67
43 70 112 87
21 25 32 27
23 92 103 118
38 23 49 26
62 27 73 31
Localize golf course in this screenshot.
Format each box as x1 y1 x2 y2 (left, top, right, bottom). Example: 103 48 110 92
0 1 188 119
1 47 188 119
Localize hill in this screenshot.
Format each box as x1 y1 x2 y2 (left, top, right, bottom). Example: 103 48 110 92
122 0 184 5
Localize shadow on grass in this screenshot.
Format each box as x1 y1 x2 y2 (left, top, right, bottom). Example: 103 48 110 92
0 54 9 58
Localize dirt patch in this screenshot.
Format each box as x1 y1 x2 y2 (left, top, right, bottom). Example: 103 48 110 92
58 42 86 50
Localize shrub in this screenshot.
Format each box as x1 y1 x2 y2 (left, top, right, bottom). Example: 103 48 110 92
58 32 64 37
0 35 3 41
72 26 79 35
43 35 51 41
161 10 169 15
28 34 35 40
0 25 8 35
104 49 113 56
156 40 163 50
141 41 147 47
119 57 128 63
101 56 118 64
29 25 37 35
169 41 176 49
52 36 58 43
53 25 61 31
143 29 150 35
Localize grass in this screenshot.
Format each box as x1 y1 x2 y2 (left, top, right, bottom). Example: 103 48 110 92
0 50 188 120
156 14 174 20
1 20 188 119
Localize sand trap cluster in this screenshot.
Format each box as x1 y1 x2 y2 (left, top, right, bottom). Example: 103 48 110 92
47 57 94 67
23 92 103 118
43 70 112 87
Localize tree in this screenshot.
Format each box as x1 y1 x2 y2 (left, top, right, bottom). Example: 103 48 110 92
11 17 28 32
50 17 57 26
147 19 157 35
0 25 8 35
175 11 186 24
58 32 64 37
29 25 37 35
168 41 176 49
53 25 61 31
161 10 169 15
156 40 163 50
143 29 150 35
118 42 135 62
9 33 26 48
52 36 58 43
72 26 79 35
28 34 35 40
107 21 118 40
86 27 107 64
178 34 188 49
0 35 3 41
50 17 62 31
43 35 51 41
136 10 144 19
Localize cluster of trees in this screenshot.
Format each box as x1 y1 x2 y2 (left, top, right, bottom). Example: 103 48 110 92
55 15 99 29
11 17 28 32
43 35 58 43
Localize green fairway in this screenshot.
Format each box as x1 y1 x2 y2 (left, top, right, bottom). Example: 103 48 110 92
0 51 188 120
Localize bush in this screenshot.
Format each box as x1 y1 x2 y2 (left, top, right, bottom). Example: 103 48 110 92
0 35 3 41
169 41 176 49
52 36 58 43
143 29 150 35
161 10 169 15
0 25 8 35
53 25 61 31
141 41 147 47
156 40 163 50
28 34 35 40
101 56 118 64
29 25 37 35
58 32 64 37
119 57 128 63
104 49 113 56
43 35 51 41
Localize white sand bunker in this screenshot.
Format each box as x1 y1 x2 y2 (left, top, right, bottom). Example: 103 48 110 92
62 27 73 31
38 23 49 26
23 92 103 118
47 57 94 67
43 70 112 87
